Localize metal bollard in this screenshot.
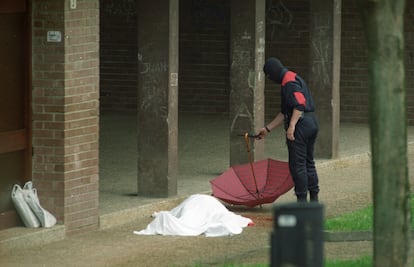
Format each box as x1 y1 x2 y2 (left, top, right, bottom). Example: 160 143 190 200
271 202 324 267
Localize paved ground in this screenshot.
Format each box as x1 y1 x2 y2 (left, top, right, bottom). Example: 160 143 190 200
1 114 414 266
2 155 414 267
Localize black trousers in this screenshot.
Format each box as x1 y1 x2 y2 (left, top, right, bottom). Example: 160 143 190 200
286 113 319 200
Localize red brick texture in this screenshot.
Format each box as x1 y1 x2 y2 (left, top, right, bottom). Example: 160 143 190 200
32 0 99 235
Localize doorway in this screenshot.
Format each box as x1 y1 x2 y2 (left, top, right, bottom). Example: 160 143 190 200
0 0 31 229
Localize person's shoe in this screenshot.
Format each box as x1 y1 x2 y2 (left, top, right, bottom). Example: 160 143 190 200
296 194 307 202
310 192 318 202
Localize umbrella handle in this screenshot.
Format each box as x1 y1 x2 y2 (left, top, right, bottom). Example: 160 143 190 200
244 133 251 153
237 133 259 138
244 133 260 196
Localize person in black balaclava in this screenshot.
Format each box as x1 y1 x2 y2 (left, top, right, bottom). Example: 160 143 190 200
256 57 320 202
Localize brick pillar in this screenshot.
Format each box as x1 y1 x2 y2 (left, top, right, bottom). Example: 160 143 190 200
229 0 266 166
309 0 341 158
32 0 100 235
137 0 178 197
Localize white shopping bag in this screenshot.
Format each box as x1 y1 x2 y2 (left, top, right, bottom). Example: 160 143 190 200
23 182 57 228
11 184 40 228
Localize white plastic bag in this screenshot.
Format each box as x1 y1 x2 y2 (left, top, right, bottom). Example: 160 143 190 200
11 182 57 228
11 184 40 228
22 182 56 228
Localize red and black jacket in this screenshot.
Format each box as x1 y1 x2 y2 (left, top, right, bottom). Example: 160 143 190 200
279 69 315 122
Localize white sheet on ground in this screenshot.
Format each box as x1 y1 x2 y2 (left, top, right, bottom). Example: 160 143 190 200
133 194 253 237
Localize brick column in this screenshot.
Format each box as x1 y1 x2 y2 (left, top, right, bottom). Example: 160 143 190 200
229 0 266 166
309 0 341 158
137 0 178 197
32 0 100 235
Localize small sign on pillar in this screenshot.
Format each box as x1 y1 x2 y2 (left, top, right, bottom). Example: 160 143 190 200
47 31 62 42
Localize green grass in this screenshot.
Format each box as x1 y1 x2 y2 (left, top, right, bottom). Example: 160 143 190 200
325 205 374 231
325 195 414 231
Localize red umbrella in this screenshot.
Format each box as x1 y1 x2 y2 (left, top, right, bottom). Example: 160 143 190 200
210 133 294 207
210 158 294 207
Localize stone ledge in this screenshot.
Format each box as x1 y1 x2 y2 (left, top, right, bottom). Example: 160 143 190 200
0 224 65 252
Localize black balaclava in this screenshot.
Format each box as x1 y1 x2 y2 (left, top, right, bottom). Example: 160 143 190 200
263 57 287 84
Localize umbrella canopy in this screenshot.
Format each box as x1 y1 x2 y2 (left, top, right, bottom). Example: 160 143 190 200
210 158 294 207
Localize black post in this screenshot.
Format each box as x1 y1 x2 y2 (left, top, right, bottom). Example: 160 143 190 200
271 202 324 267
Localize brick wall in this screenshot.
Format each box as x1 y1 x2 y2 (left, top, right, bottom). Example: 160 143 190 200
32 0 100 235
340 1 414 125
179 0 230 114
99 1 414 123
340 1 369 123
32 0 66 226
100 0 137 112
264 0 310 120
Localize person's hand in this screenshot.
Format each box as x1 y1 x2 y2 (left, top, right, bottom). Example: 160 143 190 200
287 126 295 141
255 128 268 140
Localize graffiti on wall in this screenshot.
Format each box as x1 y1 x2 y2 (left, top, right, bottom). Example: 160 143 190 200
266 0 292 40
310 12 332 87
138 51 168 119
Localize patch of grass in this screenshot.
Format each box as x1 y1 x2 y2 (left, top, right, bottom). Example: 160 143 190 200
325 205 373 231
325 195 414 231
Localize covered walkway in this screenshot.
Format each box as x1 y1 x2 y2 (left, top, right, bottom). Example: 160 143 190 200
98 112 414 224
